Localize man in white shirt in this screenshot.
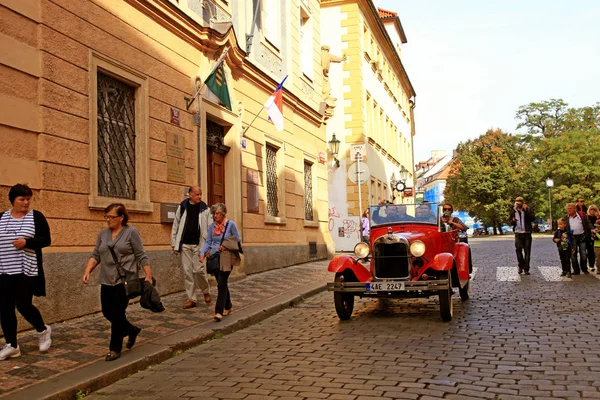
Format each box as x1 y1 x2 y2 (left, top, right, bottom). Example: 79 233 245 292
509 196 535 274
564 203 593 275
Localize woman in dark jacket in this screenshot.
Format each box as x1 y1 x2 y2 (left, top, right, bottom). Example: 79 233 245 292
0 184 52 360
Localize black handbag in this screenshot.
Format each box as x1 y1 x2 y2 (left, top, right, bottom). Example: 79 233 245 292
108 244 143 299
206 221 229 275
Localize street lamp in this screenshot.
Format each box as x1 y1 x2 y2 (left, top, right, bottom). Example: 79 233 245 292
390 165 410 201
546 177 554 231
328 133 340 167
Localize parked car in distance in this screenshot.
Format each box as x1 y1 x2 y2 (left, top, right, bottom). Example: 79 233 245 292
327 202 472 322
537 224 549 233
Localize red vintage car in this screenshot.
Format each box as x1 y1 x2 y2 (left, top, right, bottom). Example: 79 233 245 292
327 202 472 321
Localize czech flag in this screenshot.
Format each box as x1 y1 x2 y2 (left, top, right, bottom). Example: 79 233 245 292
264 75 287 132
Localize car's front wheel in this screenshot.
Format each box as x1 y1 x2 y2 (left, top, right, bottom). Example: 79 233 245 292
333 273 354 320
438 271 453 322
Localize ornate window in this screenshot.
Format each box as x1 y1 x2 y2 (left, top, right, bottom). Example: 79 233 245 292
266 144 279 217
97 73 136 199
89 53 151 212
263 137 286 224
304 160 313 220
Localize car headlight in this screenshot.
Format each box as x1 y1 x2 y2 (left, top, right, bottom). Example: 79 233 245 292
354 242 370 259
410 240 426 257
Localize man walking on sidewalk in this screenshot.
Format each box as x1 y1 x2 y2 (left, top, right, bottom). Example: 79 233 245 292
171 186 212 308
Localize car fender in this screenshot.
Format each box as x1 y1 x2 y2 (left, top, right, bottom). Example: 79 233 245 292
328 254 371 282
453 243 471 280
430 253 454 271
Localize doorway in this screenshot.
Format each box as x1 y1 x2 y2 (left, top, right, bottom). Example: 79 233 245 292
206 119 230 206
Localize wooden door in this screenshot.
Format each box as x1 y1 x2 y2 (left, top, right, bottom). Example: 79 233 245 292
207 151 225 207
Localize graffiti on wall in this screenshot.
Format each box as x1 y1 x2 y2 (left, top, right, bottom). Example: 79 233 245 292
329 206 360 239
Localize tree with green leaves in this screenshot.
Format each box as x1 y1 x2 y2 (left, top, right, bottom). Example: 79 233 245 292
445 128 537 234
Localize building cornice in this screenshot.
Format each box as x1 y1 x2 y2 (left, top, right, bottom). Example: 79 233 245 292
123 0 245 68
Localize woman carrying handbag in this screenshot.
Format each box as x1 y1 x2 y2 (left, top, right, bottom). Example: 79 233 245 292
82 203 153 361
199 203 241 322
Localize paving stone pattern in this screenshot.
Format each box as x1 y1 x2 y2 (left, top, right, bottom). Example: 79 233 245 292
0 261 331 397
86 237 600 399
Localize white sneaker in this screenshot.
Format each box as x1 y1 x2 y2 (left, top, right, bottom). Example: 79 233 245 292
38 325 52 352
0 344 21 360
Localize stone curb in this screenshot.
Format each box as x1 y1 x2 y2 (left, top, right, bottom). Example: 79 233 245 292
6 281 328 400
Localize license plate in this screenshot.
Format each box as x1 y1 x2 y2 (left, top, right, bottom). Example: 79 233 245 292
367 281 405 292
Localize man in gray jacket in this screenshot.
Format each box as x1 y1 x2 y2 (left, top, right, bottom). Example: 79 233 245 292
171 186 212 308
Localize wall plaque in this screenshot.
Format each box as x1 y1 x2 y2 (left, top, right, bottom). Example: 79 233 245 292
167 157 185 183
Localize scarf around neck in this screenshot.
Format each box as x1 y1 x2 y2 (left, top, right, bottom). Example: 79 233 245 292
213 218 228 236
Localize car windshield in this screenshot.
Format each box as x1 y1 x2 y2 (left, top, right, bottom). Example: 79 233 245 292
369 203 440 226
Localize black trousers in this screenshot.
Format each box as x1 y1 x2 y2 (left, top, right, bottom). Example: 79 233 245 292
213 270 232 315
100 284 136 353
0 274 46 347
558 250 572 273
514 233 532 272
587 240 596 269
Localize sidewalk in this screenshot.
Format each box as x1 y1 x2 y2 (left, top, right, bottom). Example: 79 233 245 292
0 260 332 400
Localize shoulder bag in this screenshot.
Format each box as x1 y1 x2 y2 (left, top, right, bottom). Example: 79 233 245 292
108 244 143 299
206 221 229 275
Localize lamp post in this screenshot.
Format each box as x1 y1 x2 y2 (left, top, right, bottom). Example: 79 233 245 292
390 166 410 203
328 133 340 168
546 177 554 231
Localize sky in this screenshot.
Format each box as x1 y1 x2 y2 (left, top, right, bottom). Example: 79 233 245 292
376 0 600 162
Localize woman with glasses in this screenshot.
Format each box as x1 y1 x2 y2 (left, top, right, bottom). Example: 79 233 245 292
441 203 467 232
82 203 153 361
199 203 242 322
0 184 52 361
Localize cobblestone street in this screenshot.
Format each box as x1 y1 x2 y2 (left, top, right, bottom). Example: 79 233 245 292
80 236 600 400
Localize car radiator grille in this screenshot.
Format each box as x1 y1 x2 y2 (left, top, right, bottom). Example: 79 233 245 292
373 242 410 279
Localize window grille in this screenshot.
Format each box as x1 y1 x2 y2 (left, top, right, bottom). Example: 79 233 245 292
97 72 136 199
266 145 278 217
304 161 313 220
206 120 225 149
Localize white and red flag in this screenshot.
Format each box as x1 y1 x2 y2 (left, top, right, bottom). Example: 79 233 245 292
264 75 287 132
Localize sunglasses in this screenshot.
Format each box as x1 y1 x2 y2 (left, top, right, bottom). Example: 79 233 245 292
442 207 452 211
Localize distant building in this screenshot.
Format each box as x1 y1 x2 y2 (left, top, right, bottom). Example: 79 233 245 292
321 1 417 251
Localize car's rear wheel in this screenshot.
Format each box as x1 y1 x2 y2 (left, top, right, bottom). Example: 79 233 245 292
459 279 470 301
333 273 354 320
439 271 453 322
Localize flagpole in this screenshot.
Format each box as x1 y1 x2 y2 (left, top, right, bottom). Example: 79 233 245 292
185 46 230 110
242 112 261 136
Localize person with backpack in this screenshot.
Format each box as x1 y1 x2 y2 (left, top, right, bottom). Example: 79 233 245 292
170 186 212 309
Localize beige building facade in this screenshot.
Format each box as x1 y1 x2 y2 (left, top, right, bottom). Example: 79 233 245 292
320 0 416 251
0 0 331 325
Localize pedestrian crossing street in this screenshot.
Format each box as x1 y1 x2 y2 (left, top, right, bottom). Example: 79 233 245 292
470 267 600 282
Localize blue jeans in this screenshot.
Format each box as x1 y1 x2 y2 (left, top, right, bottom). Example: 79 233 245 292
571 235 588 273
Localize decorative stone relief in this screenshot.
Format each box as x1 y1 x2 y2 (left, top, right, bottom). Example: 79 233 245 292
259 43 283 74
321 45 346 122
188 0 232 32
301 81 314 101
